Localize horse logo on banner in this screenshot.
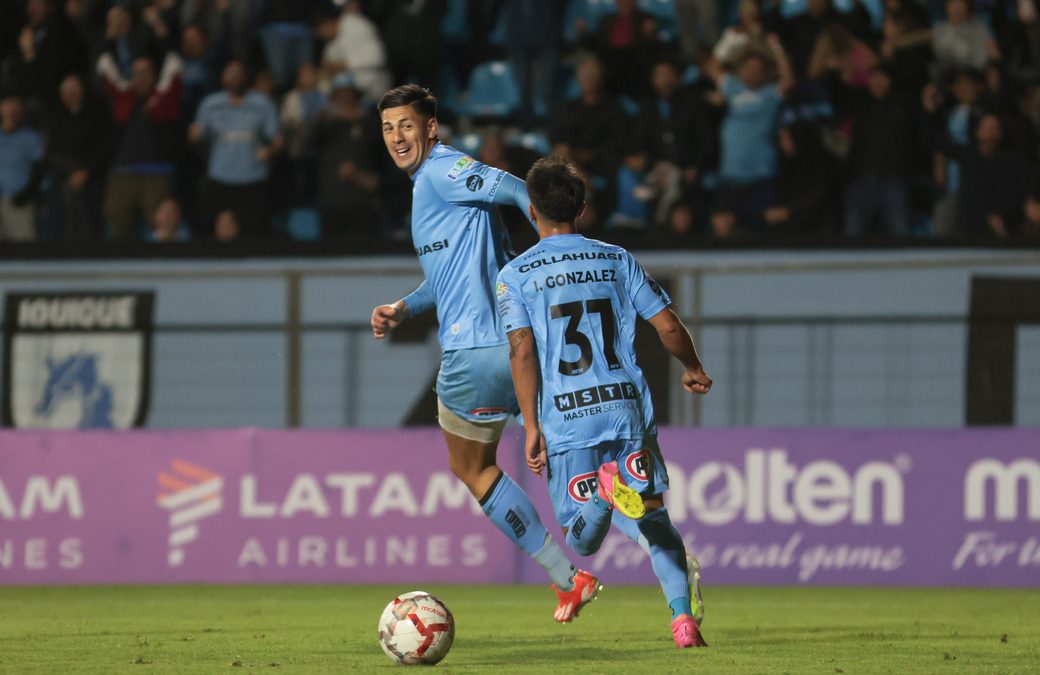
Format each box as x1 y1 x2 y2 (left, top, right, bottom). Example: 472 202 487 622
2 292 155 429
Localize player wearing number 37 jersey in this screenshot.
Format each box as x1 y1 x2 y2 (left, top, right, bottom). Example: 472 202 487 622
496 157 712 649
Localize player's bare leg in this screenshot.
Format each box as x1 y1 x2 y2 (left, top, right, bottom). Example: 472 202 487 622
442 427 596 622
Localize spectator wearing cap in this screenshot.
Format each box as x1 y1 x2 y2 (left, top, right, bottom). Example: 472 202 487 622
190 60 281 236
0 94 44 241
310 73 383 236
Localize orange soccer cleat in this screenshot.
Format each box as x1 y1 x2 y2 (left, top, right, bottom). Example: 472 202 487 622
552 569 601 622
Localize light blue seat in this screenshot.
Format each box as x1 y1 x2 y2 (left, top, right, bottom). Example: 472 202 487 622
511 131 552 156
460 61 521 119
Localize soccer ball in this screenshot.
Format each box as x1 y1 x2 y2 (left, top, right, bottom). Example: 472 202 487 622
377 591 455 665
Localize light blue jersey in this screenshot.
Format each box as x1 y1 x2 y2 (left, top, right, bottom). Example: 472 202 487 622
496 234 670 453
402 142 532 351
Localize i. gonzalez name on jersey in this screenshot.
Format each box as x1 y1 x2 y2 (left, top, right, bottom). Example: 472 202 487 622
533 267 617 292
517 251 622 273
415 239 449 256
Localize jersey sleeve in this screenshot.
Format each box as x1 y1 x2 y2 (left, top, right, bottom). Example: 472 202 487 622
428 156 513 206
496 267 531 333
401 279 435 317
624 252 671 320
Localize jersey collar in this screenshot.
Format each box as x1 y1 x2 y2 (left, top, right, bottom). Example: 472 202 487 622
410 141 443 183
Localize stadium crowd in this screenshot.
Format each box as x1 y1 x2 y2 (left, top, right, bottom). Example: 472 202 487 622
2 0 1040 244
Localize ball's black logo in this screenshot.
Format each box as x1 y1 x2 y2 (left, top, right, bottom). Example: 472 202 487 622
466 175 484 192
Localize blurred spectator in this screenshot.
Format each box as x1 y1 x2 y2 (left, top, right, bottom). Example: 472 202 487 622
190 60 281 236
256 0 318 91
636 59 713 226
1004 0 1040 81
767 122 841 232
321 0 391 103
924 69 984 235
149 196 191 242
777 0 871 79
6 0 87 101
214 208 240 240
500 0 563 128
947 114 1036 236
607 147 654 230
549 57 630 184
100 3 168 80
180 0 252 65
178 22 229 119
476 130 540 178
665 200 697 239
588 0 666 99
45 73 111 241
98 53 182 240
880 9 933 109
931 0 1000 80
838 65 914 235
708 37 795 232
676 0 720 62
808 24 877 86
311 74 382 236
368 0 446 88
281 63 326 201
714 0 770 70
0 95 44 241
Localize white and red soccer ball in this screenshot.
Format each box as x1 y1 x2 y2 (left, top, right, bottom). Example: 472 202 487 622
377 591 455 665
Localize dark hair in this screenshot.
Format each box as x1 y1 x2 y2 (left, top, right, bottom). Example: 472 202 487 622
526 157 586 223
378 84 438 118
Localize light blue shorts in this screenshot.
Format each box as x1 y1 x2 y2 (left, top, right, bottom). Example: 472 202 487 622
436 344 520 422
546 437 669 529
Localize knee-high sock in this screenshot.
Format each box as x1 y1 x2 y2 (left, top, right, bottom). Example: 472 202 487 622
480 472 575 589
637 507 691 619
611 510 651 554
565 491 614 556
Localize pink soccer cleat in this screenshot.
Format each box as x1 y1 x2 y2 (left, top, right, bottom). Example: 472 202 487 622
552 569 601 622
597 461 646 519
671 614 708 648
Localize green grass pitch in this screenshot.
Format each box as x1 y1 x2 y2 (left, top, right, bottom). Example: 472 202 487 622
1 585 1038 674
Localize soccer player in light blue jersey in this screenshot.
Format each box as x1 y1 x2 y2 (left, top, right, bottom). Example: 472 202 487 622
369 85 600 622
497 157 712 648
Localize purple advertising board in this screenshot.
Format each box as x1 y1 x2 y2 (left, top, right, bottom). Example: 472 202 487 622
0 428 1037 586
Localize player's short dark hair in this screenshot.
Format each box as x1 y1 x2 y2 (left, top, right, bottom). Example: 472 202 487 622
378 84 438 118
526 157 586 223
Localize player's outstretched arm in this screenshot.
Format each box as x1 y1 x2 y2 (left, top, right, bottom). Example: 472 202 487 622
490 172 538 232
647 307 712 395
507 327 547 475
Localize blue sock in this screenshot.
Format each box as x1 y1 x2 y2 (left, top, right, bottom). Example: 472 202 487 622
566 491 613 556
480 472 575 589
610 510 651 554
636 507 691 619
480 472 551 555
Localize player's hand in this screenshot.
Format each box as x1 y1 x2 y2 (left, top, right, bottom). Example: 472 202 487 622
683 366 712 395
525 426 547 476
370 302 406 339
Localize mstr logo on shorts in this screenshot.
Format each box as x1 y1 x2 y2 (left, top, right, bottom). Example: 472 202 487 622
568 471 598 503
625 449 652 482
2 292 154 429
554 381 639 412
